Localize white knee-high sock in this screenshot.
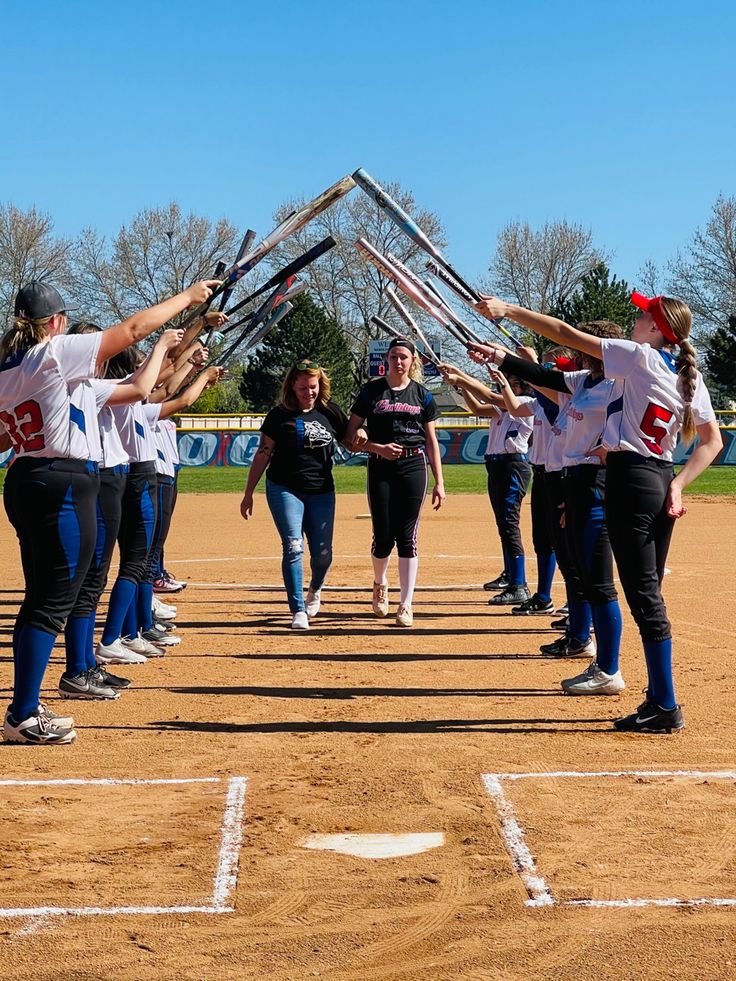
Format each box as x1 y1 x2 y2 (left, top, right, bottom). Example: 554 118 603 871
372 555 390 585
398 556 419 607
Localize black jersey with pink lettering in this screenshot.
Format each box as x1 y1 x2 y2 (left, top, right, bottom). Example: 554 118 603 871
351 379 439 448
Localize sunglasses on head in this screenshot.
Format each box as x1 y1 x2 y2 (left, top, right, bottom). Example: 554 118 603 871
295 360 320 371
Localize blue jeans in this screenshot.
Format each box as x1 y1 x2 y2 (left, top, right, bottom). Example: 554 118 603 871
265 481 336 613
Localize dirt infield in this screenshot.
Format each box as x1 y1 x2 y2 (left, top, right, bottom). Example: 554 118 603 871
1 493 735 981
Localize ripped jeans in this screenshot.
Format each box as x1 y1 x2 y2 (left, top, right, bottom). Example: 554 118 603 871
265 480 336 613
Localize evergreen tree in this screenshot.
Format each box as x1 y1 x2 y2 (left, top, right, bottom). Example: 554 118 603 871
705 315 736 403
238 292 355 411
553 262 635 335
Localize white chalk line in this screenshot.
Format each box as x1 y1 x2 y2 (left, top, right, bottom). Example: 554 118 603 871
481 775 554 907
212 777 248 908
183 582 544 592
0 775 247 921
483 770 736 910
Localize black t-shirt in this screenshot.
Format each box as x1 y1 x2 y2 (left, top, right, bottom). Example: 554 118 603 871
261 401 348 494
351 378 440 448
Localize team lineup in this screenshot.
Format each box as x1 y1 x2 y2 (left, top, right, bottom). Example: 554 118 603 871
0 170 724 748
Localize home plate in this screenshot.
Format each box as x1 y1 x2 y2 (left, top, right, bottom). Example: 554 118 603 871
301 833 445 859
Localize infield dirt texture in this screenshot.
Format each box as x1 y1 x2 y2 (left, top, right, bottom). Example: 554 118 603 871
1 493 735 981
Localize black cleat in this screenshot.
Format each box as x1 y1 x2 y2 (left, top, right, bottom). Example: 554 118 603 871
539 635 570 657
483 572 509 591
91 665 131 689
551 615 569 631
488 585 531 606
511 593 555 615
614 699 684 734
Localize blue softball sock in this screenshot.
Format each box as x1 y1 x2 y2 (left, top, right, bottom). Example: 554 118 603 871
590 601 623 675
101 579 137 645
138 582 154 632
508 554 526 587
11 624 56 722
64 616 90 677
536 552 556 603
122 587 139 640
568 599 592 643
85 611 97 671
643 638 676 710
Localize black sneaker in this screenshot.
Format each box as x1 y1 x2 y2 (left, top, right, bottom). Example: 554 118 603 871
91 665 131 690
614 699 684 734
511 593 555 615
58 669 119 701
551 615 569 631
488 585 531 606
483 572 509 591
555 603 569 615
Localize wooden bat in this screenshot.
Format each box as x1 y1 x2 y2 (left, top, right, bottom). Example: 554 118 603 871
353 168 481 301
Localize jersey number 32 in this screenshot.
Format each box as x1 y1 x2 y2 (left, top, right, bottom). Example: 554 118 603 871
0 400 46 453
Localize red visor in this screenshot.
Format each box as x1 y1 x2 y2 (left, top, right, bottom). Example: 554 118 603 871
630 292 678 344
555 356 579 371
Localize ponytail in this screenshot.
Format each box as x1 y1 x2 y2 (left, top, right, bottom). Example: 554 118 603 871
660 297 697 446
0 315 51 364
409 355 425 385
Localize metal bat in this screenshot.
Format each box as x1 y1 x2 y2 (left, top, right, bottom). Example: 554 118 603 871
220 276 304 338
224 237 336 319
371 316 440 369
356 238 453 329
426 260 522 346
218 229 257 312
353 168 481 301
384 287 436 355
421 276 483 344
179 174 355 331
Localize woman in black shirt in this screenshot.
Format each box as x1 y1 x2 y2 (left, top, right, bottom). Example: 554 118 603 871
345 338 445 628
240 360 354 630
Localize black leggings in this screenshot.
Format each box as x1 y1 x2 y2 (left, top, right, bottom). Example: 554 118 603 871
116 462 158 584
144 475 176 583
367 454 427 558
563 465 617 606
3 457 99 635
605 452 675 642
485 455 531 563
543 471 581 599
72 467 128 617
530 465 553 556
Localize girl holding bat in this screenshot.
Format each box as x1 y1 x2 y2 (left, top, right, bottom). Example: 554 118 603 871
345 338 445 628
473 294 721 733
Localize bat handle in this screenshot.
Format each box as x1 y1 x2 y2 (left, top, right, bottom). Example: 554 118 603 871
202 261 227 346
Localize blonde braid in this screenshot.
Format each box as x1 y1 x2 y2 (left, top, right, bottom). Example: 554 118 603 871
0 315 51 363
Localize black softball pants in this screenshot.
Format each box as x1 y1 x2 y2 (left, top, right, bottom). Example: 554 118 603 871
3 457 99 636
531 465 554 556
485 455 531 563
563 465 617 606
116 461 158 584
71 466 128 618
604 452 676 642
144 474 176 584
367 453 428 559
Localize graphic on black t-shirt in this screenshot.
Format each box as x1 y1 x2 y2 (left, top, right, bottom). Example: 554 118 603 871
350 379 439 448
301 419 333 448
261 401 348 494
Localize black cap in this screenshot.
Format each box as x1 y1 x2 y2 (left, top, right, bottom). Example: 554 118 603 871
14 281 75 319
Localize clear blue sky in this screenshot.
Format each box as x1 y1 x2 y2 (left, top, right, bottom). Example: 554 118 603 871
2 0 734 289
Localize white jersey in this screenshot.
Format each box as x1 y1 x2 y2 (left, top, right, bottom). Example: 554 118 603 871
111 400 158 464
0 334 102 460
600 338 716 461
160 418 179 469
528 394 560 467
142 403 176 478
89 379 129 469
561 370 618 467
545 393 571 474
485 398 533 455
68 379 117 464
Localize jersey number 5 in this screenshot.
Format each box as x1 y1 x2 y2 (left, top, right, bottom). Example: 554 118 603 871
640 401 674 455
0 400 46 453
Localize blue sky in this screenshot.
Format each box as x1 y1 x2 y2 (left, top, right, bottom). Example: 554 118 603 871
2 0 734 289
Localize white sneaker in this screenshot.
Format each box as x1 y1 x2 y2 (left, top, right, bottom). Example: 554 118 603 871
395 604 413 628
305 588 321 617
152 598 177 620
38 702 75 728
3 709 76 745
122 634 163 658
372 582 389 617
562 661 626 696
291 611 309 630
96 638 147 665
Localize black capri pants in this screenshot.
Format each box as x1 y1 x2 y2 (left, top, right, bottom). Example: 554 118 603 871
71 465 128 618
3 457 99 635
144 474 176 583
563 464 617 606
530 464 554 556
367 452 428 558
485 454 531 560
604 452 675 642
542 470 583 600
116 461 158 583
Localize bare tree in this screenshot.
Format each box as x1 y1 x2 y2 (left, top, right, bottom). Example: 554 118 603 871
635 259 663 297
0 204 73 330
488 219 608 313
668 194 736 336
73 202 242 324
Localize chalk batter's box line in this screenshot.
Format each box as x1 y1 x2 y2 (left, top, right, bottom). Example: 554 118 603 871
0 776 247 920
482 770 736 909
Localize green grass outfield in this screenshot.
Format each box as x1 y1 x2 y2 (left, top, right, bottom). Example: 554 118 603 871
0 464 733 496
